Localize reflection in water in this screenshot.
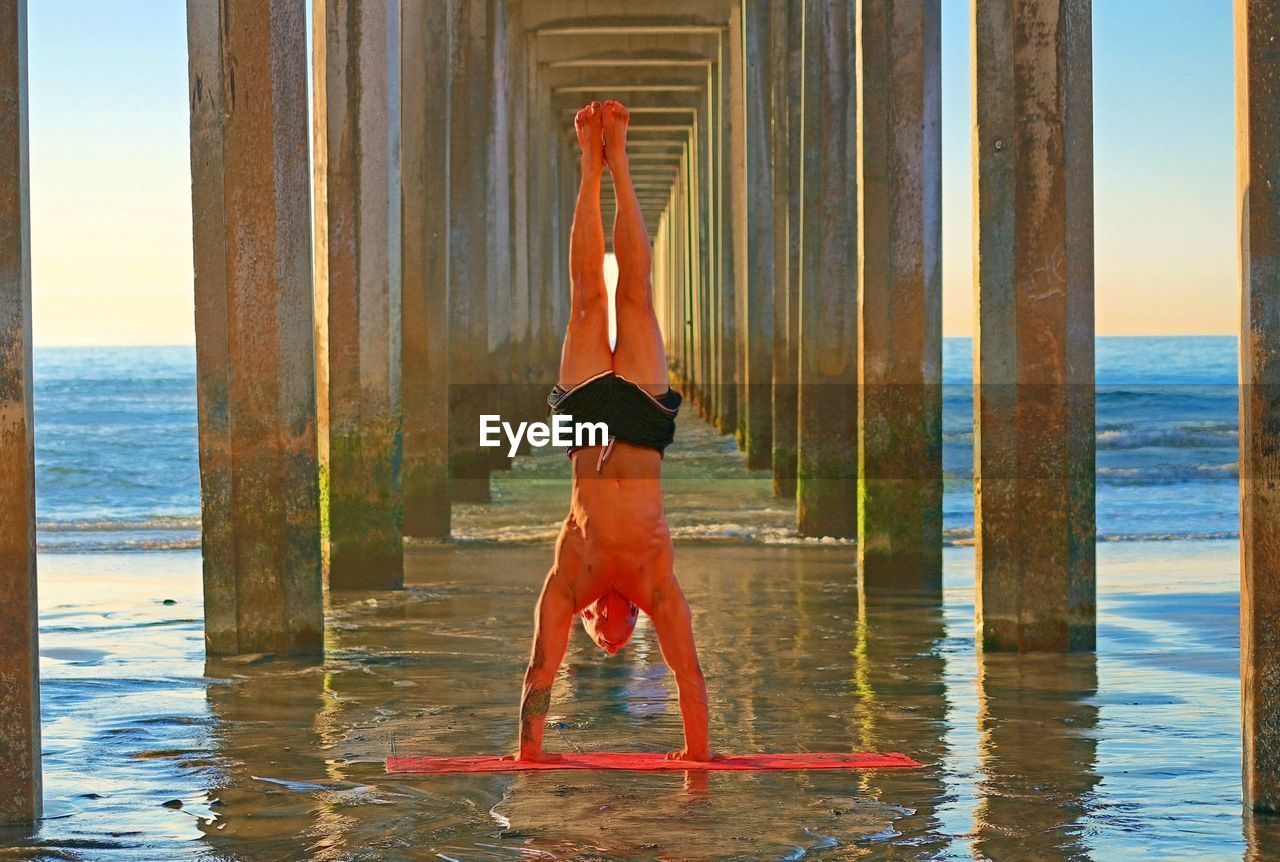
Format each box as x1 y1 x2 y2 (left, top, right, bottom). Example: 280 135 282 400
853 584 950 854
13 540 1259 859
973 651 1099 861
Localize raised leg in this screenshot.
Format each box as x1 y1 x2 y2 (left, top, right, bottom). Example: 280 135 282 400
604 100 669 396
557 102 612 389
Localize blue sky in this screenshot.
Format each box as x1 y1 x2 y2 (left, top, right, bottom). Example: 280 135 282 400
25 0 1236 344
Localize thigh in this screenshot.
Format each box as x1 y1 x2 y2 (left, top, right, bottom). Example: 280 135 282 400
557 300 613 389
612 290 669 396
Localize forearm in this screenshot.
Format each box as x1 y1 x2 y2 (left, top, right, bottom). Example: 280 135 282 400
674 669 710 756
518 670 554 756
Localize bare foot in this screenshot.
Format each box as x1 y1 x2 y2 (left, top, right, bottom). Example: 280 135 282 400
601 99 630 168
575 101 604 174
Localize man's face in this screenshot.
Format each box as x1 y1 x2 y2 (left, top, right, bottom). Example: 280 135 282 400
580 590 639 654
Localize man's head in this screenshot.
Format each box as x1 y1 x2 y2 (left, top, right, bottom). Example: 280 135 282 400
580 588 640 655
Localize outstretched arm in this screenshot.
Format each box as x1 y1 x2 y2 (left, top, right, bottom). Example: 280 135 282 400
514 570 575 761
646 575 713 761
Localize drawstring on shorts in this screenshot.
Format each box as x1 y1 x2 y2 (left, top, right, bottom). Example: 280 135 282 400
596 436 617 473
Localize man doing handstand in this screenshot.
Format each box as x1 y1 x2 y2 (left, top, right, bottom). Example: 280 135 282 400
510 100 713 763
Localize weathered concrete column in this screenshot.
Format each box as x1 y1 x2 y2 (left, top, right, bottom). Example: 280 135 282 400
0 0 40 826
447 0 492 502
973 0 1094 650
187 0 324 655
401 0 451 540
716 27 738 436
770 0 798 497
856 0 942 589
530 58 559 395
733 0 774 468
324 0 404 589
1237 0 1280 814
796 0 858 538
486 0 514 471
310 0 331 573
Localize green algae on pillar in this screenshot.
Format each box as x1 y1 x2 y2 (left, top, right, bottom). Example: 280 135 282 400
856 0 943 590
796 0 858 539
187 0 324 655
972 0 1095 651
324 0 405 589
0 0 40 826
1237 0 1280 814
401 0 451 540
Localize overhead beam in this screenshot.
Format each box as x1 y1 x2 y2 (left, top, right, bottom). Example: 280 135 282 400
537 25 725 36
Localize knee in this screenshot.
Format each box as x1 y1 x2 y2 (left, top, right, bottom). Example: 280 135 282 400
614 283 654 312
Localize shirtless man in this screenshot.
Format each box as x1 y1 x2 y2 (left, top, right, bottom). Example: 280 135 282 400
509 100 713 763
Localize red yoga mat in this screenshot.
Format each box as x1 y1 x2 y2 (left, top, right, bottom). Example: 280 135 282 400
386 751 921 775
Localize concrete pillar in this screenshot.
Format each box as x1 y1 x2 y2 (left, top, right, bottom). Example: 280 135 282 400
187 0 324 654
531 56 559 394
770 0 798 497
696 113 715 420
0 0 40 826
856 0 942 589
796 0 858 538
324 0 404 589
728 6 748 448
401 0 451 540
310 0 331 573
486 0 514 471
734 0 774 469
1237 0 1280 813
717 27 738 436
447 0 491 502
973 0 1094 651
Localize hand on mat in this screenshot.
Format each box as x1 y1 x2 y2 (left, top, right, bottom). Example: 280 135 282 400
502 750 565 764
665 747 724 763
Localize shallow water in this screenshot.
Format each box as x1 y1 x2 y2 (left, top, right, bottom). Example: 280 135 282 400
3 539 1278 861
32 338 1243 552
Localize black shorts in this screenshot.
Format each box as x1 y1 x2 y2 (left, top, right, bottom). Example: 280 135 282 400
547 370 682 455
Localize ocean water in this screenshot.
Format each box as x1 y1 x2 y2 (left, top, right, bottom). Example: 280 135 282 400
32 336 1239 551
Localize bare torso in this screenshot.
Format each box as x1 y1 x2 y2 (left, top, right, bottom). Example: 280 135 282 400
558 441 673 612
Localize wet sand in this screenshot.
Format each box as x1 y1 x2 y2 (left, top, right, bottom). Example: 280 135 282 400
1 537 1273 861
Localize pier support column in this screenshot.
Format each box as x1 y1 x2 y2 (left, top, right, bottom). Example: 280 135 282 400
717 27 738 436
797 0 858 538
770 0 799 497
0 0 39 826
187 0 324 655
1237 0 1280 813
401 0 451 539
972 0 1094 651
324 0 404 589
486 0 514 471
856 0 942 589
447 0 492 502
732 0 774 468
